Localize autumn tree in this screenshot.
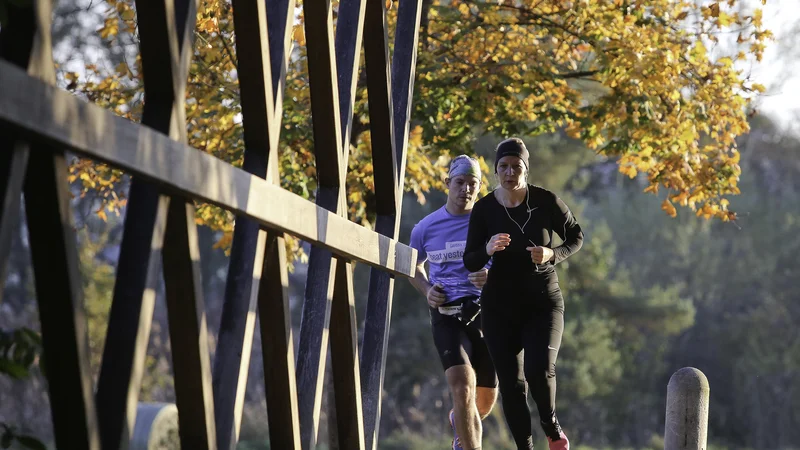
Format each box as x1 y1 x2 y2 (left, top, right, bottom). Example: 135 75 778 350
61 0 770 242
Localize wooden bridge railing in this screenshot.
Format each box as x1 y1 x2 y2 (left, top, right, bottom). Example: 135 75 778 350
0 0 423 449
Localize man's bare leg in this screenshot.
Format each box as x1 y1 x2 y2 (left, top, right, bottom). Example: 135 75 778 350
446 365 481 449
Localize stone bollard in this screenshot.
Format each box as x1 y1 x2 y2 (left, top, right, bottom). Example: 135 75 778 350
130 402 180 450
664 367 710 450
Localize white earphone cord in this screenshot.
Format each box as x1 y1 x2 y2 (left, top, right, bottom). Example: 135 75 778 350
500 185 534 246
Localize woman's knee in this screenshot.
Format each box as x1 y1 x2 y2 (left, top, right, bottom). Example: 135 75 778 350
498 376 527 398
525 362 557 384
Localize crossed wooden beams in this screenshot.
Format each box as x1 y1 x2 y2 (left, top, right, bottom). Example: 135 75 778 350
0 0 424 449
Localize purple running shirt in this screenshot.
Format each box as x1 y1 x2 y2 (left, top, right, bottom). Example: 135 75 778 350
410 206 487 302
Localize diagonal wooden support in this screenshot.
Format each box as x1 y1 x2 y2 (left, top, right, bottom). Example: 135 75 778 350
360 0 424 447
24 148 102 450
162 199 217 450
94 0 205 448
328 0 370 449
0 0 35 302
329 258 366 449
212 0 298 448
0 140 29 295
0 1 100 448
296 0 369 447
258 230 301 448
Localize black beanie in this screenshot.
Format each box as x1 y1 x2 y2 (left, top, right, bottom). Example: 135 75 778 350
494 138 529 172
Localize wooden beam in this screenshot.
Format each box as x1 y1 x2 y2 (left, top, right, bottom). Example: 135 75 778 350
258 232 302 449
0 140 28 295
389 0 424 187
334 0 367 157
162 200 217 450
0 59 417 278
360 0 424 447
296 0 371 445
295 245 337 450
364 0 398 217
0 0 33 301
95 0 204 448
303 0 343 191
213 0 297 447
260 1 303 448
24 147 101 450
95 183 168 450
329 259 365 449
1 2 100 448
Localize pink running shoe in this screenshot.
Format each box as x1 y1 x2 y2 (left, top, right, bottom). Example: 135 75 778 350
542 419 569 450
449 409 463 450
547 431 569 450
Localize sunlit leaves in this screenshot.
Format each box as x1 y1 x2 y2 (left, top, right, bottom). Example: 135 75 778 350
417 0 768 221
70 0 769 245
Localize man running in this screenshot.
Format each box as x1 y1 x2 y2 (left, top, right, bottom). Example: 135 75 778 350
409 155 498 450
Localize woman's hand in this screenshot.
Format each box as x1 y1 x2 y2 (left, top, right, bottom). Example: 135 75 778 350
426 283 446 308
486 233 511 256
526 245 554 264
468 268 488 289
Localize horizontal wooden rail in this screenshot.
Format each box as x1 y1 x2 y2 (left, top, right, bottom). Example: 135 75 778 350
0 59 417 278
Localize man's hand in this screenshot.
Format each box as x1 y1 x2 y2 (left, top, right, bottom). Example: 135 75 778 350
486 233 511 256
426 283 447 308
468 268 488 289
526 245 555 264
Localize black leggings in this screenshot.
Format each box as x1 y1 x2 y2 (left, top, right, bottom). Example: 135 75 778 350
480 282 565 450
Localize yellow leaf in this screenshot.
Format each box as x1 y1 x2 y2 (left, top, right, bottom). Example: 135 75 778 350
691 40 707 62
643 184 659 194
619 165 638 179
99 17 119 40
718 11 733 27
293 25 305 46
120 9 135 21
679 127 695 144
115 62 129 76
662 199 677 218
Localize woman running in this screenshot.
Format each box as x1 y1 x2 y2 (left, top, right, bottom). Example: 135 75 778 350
463 137 584 450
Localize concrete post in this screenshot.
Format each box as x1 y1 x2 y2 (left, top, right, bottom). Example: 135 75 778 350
130 403 180 450
664 367 710 450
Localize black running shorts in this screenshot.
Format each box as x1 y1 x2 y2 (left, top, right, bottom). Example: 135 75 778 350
430 308 498 388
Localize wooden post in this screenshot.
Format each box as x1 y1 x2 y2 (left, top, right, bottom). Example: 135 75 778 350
664 367 710 450
130 403 180 450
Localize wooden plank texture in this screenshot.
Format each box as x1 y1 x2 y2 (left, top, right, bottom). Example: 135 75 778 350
212 0 294 446
295 0 373 443
0 59 417 278
259 232 302 449
162 200 217 450
2 1 101 449
360 0 424 447
24 148 101 450
95 0 200 447
329 259 366 450
0 142 28 294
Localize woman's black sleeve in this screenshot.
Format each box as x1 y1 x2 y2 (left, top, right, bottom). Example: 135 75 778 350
550 194 584 264
463 200 491 272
